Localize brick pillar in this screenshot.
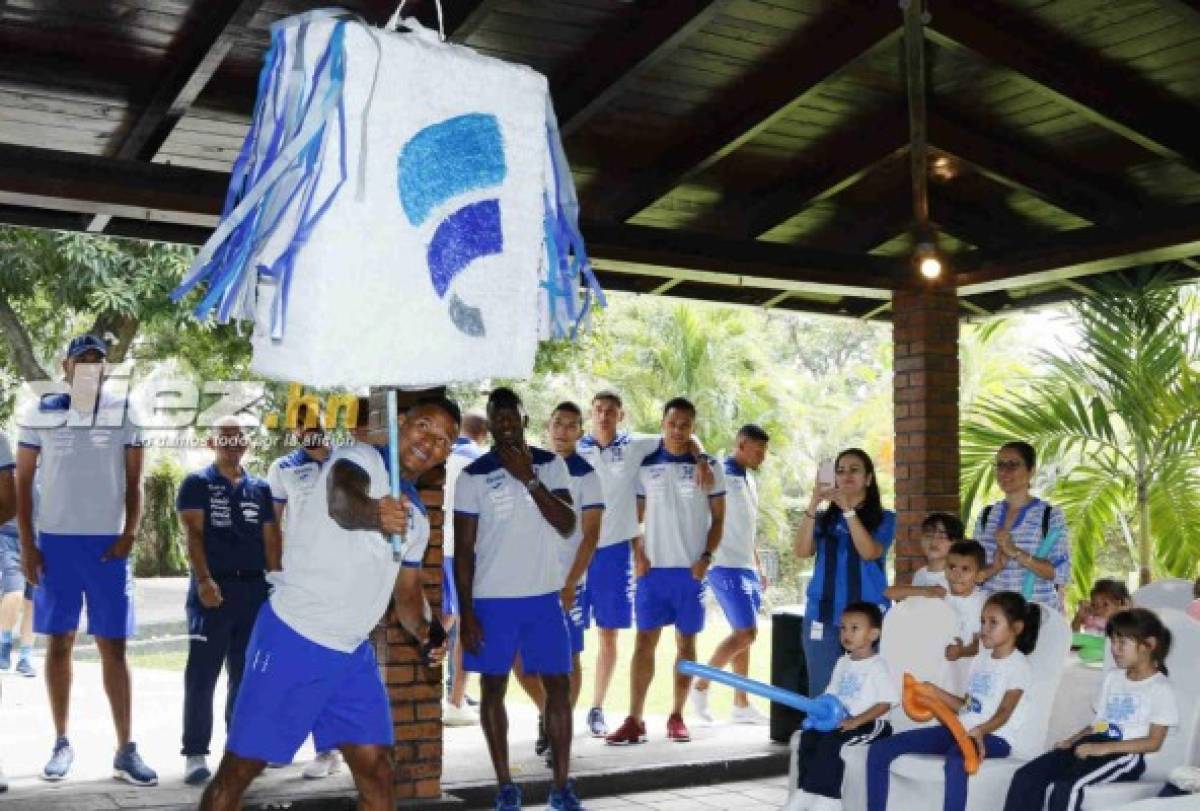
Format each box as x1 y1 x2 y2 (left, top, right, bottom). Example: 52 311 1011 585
368 388 446 802
892 288 960 584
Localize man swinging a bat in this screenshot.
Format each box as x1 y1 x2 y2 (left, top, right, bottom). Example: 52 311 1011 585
200 395 460 811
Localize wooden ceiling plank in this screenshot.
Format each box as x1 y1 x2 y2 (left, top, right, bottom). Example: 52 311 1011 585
555 0 732 138
587 2 901 222
927 0 1200 169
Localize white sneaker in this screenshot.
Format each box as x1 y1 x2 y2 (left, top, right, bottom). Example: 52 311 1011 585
443 699 480 727
303 750 341 779
183 755 211 785
688 685 714 723
781 789 813 811
730 703 769 725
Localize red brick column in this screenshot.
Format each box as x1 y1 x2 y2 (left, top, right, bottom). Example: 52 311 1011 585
892 288 960 584
368 388 446 802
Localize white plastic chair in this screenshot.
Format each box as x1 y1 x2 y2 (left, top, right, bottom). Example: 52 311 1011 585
813 597 959 811
1080 608 1200 809
1135 579 1195 614
878 604 1071 811
1121 797 1200 811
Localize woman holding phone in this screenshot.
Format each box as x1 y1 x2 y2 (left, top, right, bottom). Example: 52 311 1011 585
792 448 895 694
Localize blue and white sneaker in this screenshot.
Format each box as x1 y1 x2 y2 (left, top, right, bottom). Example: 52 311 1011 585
42 736 74 781
15 657 35 678
495 781 522 810
586 707 607 738
113 742 158 786
547 778 585 810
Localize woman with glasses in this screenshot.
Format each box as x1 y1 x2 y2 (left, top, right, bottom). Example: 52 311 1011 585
793 448 895 694
975 441 1070 611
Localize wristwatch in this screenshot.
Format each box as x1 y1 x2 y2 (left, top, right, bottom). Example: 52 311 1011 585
525 477 540 493
699 551 713 562
843 508 857 519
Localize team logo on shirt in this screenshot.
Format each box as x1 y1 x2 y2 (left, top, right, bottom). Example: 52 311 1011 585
485 471 505 490
240 502 261 523
836 672 865 701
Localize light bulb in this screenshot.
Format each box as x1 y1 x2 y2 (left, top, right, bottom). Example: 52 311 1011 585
919 255 942 279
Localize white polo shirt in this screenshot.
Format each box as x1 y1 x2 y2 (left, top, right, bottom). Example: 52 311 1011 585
17 391 142 536
269 442 428 653
713 456 757 570
443 438 483 558
453 446 572 598
576 432 661 548
266 447 326 534
637 443 726 568
559 452 605 586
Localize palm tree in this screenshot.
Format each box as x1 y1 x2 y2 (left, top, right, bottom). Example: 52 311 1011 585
961 268 1200 594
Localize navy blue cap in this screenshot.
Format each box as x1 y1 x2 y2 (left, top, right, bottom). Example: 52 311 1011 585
66 334 108 358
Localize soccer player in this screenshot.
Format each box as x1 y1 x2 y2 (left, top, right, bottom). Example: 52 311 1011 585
199 395 459 811
454 388 580 811
689 424 771 725
16 334 157 785
177 417 280 785
442 409 488 726
514 401 605 763
605 397 725 746
265 404 343 778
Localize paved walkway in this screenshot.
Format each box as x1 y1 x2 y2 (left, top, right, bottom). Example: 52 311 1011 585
581 777 788 810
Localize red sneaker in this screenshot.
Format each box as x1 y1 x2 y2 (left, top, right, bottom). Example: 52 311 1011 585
666 713 691 742
604 716 647 746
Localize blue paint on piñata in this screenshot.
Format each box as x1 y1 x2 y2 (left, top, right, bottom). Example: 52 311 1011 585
427 199 503 298
398 113 506 226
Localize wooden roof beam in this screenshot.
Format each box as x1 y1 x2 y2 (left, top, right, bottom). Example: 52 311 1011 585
733 106 909 238
927 0 1200 170
586 2 901 223
927 109 1133 225
902 0 930 232
955 204 1200 293
554 0 732 138
928 186 1056 251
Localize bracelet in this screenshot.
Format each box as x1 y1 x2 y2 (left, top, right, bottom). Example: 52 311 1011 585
843 508 857 519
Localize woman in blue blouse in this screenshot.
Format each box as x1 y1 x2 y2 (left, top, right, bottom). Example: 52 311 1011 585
975 441 1070 612
792 448 895 695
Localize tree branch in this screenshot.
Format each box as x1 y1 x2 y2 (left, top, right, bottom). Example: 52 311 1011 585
0 296 48 380
89 312 140 363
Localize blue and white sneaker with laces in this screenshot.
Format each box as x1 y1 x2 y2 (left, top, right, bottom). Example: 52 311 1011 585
113 742 158 786
586 706 607 738
495 781 522 810
547 778 585 810
42 736 74 781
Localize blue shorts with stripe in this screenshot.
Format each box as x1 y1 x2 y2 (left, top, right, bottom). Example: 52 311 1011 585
225 602 392 763
34 532 135 639
707 566 762 630
464 592 571 676
582 540 634 630
635 567 706 635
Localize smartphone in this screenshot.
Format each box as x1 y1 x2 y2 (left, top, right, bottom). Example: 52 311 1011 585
817 459 835 488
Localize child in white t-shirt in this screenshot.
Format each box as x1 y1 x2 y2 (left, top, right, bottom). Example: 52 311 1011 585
885 512 959 602
944 540 987 664
867 591 1041 811
788 601 897 811
1004 607 1179 811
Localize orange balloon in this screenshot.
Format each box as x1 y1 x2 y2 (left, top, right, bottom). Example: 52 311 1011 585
902 673 981 775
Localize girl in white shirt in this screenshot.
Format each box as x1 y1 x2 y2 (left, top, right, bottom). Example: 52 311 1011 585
1003 607 1178 811
867 590 1041 811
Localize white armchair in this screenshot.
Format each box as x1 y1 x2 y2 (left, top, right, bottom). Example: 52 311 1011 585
1134 579 1195 614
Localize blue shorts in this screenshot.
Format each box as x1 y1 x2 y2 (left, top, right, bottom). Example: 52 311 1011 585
225 602 392 763
708 566 762 630
443 555 458 617
34 533 135 639
635 567 706 635
565 582 587 654
464 593 571 676
0 533 24 595
583 541 633 629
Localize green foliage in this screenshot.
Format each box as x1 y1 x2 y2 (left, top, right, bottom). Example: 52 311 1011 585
135 455 189 577
962 268 1200 598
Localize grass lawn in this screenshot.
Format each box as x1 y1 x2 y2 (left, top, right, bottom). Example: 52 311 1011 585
129 608 774 720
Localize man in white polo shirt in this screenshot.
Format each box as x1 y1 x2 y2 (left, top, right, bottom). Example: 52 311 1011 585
454 388 579 811
689 424 771 725
16 334 156 785
606 397 726 747
199 395 458 811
